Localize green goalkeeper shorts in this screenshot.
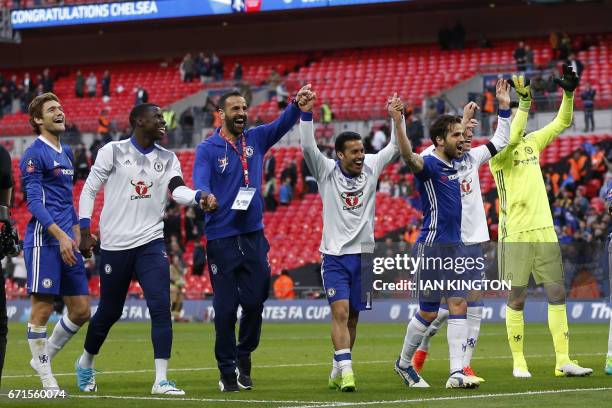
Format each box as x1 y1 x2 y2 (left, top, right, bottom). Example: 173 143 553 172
498 226 564 287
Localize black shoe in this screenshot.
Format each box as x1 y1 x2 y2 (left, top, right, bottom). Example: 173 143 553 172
219 372 239 392
236 357 253 390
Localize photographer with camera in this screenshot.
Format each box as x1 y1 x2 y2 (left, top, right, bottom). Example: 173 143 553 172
0 143 20 387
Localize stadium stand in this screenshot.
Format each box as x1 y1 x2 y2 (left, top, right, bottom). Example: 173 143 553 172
0 53 308 136
1 33 609 135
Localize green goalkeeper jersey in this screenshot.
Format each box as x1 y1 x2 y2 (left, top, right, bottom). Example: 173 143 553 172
490 92 574 239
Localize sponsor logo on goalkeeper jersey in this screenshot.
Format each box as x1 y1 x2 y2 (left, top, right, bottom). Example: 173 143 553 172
513 156 538 167
341 190 364 210
130 180 153 200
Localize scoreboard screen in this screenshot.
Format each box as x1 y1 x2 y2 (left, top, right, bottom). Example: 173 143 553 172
10 0 406 30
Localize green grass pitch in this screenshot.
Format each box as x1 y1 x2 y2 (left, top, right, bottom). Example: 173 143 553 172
2 321 612 407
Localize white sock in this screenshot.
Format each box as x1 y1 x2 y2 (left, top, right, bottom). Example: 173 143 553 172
79 350 95 369
418 307 449 352
27 324 52 377
463 305 482 367
399 314 430 368
334 349 352 376
155 358 168 384
48 316 81 360
608 314 612 358
447 316 468 374
330 356 340 379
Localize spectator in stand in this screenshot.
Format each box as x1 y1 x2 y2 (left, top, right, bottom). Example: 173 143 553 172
162 108 178 147
192 241 207 276
267 69 281 100
179 108 194 147
302 157 318 194
276 82 289 109
233 63 243 81
41 68 53 93
184 207 201 242
20 83 34 113
371 125 388 152
90 137 103 164
13 84 25 114
169 255 187 321
437 25 451 50
280 159 298 189
273 270 295 300
525 45 534 71
513 41 527 71
264 153 276 182
75 70 84 98
163 204 182 242
550 31 560 60
407 113 424 149
203 55 214 82
34 83 44 97
181 53 195 82
264 177 278 212
97 108 111 143
23 72 33 94
567 53 584 79
451 21 465 50
212 53 224 81
378 174 393 195
435 97 446 115
10 250 27 288
559 33 572 61
101 70 111 98
279 177 293 206
237 81 252 106
530 75 547 106
134 86 149 106
482 88 494 135
0 86 10 117
86 72 97 97
168 235 184 259
569 269 601 299
568 150 588 185
74 144 90 180
581 82 596 132
320 101 333 126
6 75 16 99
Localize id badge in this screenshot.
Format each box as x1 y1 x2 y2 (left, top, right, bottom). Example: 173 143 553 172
231 187 256 210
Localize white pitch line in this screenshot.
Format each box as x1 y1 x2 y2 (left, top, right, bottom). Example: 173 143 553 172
278 387 612 408
69 394 330 405
3 352 605 379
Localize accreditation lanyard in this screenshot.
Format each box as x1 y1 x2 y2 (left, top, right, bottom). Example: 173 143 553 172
220 130 250 187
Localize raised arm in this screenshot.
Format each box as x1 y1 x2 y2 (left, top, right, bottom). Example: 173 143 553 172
297 86 334 180
370 94 402 176
507 74 531 147
260 84 314 152
530 65 579 152
472 79 512 165
396 97 424 173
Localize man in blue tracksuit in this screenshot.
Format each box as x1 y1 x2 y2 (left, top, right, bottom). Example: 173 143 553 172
193 86 311 392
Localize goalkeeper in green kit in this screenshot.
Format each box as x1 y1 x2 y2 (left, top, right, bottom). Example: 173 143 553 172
490 65 593 378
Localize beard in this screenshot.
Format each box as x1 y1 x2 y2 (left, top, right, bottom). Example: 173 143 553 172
226 117 247 136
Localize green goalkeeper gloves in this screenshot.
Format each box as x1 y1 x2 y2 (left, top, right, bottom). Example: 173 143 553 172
508 74 531 101
553 64 579 93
